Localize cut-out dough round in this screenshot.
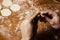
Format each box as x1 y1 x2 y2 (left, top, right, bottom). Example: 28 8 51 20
2 0 12 7
1 9 11 16
10 4 20 12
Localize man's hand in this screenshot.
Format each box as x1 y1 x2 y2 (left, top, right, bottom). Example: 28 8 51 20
43 10 60 29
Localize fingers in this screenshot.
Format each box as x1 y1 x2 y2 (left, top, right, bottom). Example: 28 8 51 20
47 10 58 16
42 10 58 19
45 16 51 22
43 13 53 19
45 13 59 26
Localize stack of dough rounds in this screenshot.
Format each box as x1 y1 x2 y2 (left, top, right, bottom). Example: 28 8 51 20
1 0 21 16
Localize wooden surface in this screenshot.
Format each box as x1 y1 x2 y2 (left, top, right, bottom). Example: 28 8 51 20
0 0 60 40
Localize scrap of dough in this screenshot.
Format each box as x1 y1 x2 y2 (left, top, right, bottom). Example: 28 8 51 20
1 9 11 16
2 0 12 7
10 4 20 12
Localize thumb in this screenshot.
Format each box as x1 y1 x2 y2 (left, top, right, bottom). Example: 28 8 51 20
45 16 52 22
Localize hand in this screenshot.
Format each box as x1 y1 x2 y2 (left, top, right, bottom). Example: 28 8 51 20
43 10 60 29
20 13 39 40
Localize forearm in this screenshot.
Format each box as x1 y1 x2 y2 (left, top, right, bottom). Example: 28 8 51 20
20 21 33 40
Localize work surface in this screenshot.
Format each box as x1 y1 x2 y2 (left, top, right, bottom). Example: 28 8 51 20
0 0 60 40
